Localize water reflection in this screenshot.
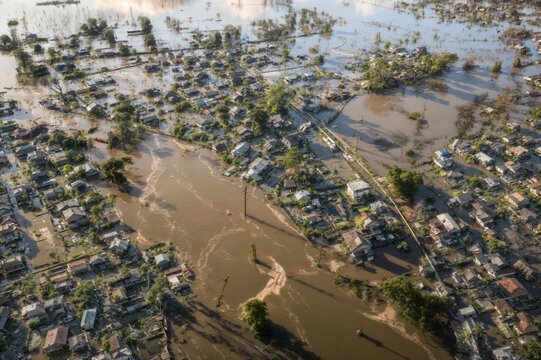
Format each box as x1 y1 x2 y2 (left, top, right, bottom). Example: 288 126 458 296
347 0 395 16
91 0 193 15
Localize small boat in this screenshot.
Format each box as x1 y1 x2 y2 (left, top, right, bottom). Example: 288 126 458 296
356 329 363 337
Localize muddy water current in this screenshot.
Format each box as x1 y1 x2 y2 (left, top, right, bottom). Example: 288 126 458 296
90 134 450 360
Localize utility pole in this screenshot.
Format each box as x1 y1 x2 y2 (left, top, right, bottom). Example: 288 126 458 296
356 115 363 153
216 275 230 308
243 185 247 220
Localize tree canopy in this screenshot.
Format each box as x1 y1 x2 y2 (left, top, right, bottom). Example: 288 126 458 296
387 166 423 201
140 16 153 34
248 108 269 135
381 276 450 340
265 84 292 114
282 147 304 169
100 157 133 187
240 298 269 338
515 339 541 360
81 18 108 36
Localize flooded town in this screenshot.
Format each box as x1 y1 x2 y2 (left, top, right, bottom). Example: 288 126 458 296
0 0 541 359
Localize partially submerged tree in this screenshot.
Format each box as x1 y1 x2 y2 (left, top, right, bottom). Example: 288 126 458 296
240 298 269 338
140 16 153 34
81 18 108 36
381 276 450 342
100 157 133 188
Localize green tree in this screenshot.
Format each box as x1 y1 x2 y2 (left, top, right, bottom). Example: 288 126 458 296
312 54 325 66
140 17 153 34
81 18 108 36
265 84 291 114
513 57 522 68
381 276 449 336
0 34 17 51
282 147 303 169
515 339 541 360
33 43 43 54
387 166 423 201
240 298 269 338
14 49 32 70
213 32 222 47
396 241 410 252
248 108 269 135
144 33 156 48
102 28 116 45
118 44 130 57
100 157 133 187
146 276 169 306
171 121 188 139
492 60 502 74
71 281 94 311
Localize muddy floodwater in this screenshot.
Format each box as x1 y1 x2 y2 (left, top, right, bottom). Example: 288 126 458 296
88 134 449 360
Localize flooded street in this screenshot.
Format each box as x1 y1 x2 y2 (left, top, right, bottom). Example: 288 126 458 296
92 134 449 360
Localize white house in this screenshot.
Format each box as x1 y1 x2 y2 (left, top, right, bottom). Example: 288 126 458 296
346 180 371 201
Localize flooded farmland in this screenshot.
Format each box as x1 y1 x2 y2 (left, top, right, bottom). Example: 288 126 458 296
1 0 541 359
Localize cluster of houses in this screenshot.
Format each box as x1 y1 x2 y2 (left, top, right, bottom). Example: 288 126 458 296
424 105 541 358
0 119 196 359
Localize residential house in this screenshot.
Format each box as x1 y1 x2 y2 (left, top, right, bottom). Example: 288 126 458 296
109 238 130 256
43 326 69 354
63 207 88 229
230 142 251 158
514 260 537 281
44 295 66 314
0 255 26 274
141 114 159 127
282 132 305 149
505 192 529 210
67 259 89 275
346 180 371 201
80 308 97 330
241 158 271 181
0 307 10 334
528 180 541 197
497 277 531 306
475 152 494 167
22 302 46 320
342 230 373 261
514 311 539 339
294 190 311 203
492 346 516 360
110 287 128 303
89 253 110 271
516 207 537 224
429 213 461 247
212 141 228 153
155 253 171 269
472 202 495 228
507 146 529 160
69 333 89 352
484 176 501 190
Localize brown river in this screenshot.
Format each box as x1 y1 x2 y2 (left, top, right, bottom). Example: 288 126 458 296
91 134 450 360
